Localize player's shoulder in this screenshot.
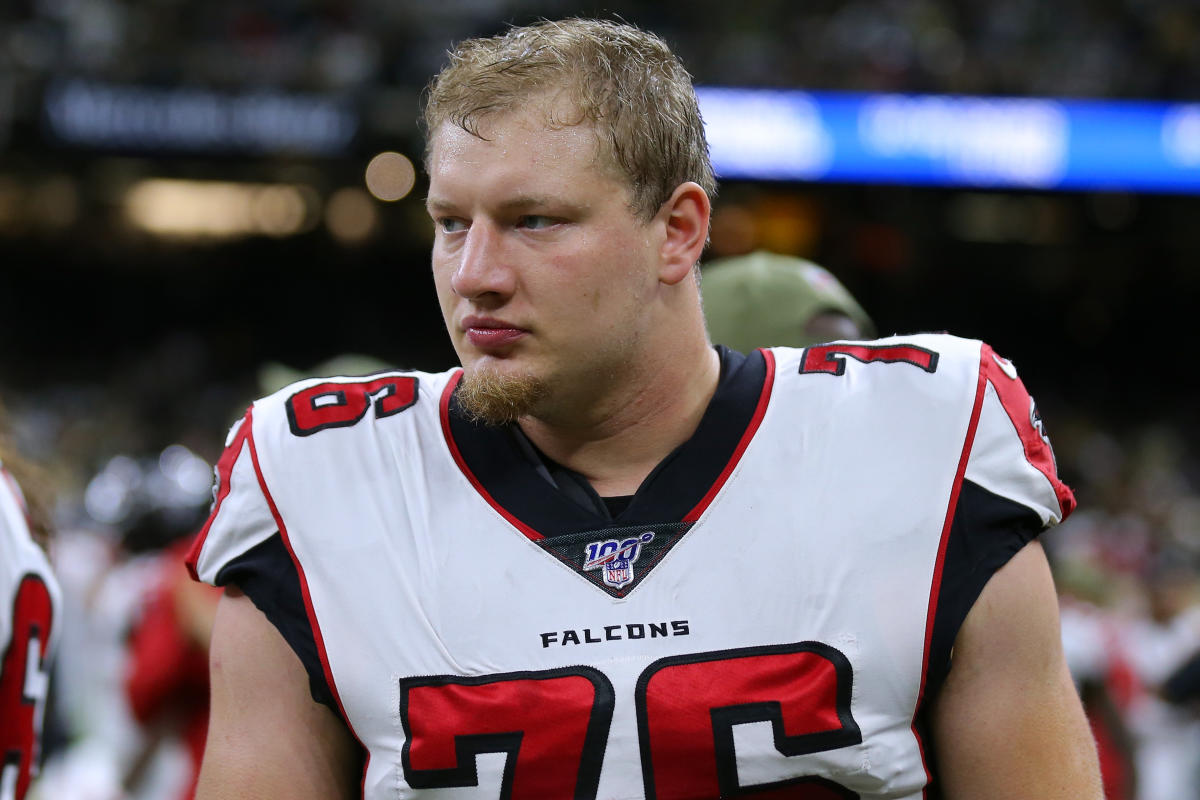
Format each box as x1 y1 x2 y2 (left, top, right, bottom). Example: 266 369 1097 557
0 462 55 589
0 462 34 549
188 366 461 586
244 365 459 445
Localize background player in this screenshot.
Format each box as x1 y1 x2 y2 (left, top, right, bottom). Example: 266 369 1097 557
0 406 61 800
189 18 1103 799
701 249 875 350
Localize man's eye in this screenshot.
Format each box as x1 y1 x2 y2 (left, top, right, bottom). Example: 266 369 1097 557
438 217 467 233
518 215 557 230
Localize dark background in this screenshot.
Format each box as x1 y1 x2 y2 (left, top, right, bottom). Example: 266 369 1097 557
1 0 1198 484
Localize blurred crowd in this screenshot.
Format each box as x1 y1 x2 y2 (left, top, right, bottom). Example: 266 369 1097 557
3 0 1200 146
1049 418 1200 799
2 0 1198 95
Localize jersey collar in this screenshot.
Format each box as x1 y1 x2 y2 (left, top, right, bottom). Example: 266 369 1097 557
440 346 775 541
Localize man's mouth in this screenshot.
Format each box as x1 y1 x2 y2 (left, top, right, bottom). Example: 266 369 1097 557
462 317 527 350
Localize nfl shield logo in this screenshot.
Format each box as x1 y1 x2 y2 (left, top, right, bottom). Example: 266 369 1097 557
583 531 655 590
604 561 633 589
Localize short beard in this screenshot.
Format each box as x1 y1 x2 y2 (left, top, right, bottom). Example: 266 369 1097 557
455 368 548 426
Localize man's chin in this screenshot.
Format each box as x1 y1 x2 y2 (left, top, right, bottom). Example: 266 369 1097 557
455 367 547 426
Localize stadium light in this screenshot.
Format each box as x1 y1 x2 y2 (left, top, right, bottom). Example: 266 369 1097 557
124 178 317 239
364 151 416 202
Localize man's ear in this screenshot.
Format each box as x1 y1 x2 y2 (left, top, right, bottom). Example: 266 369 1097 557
658 182 711 286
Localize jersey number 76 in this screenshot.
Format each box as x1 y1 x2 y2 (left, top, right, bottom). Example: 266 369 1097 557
400 641 861 799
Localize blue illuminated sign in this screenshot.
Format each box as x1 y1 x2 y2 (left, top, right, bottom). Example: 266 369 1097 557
42 80 358 157
698 88 1200 193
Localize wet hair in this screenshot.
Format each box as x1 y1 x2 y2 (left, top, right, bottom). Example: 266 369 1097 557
423 18 716 221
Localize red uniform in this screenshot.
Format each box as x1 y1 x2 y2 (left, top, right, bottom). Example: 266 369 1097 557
125 539 218 800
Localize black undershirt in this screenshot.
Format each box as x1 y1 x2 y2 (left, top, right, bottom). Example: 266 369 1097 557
601 494 634 517
507 427 637 521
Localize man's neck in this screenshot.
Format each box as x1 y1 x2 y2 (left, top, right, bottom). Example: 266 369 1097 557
517 343 722 498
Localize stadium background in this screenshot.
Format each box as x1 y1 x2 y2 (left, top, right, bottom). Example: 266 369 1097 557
1 2 1199 799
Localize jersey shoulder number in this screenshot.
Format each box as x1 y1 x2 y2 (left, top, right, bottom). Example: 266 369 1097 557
285 374 419 437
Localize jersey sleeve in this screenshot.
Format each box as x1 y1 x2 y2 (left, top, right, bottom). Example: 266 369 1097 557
963 342 1076 525
183 406 340 713
185 408 278 586
925 341 1076 700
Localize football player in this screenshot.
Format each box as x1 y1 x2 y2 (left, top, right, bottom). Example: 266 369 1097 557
0 424 61 800
189 18 1103 799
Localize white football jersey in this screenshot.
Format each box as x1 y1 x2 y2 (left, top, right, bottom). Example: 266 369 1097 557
189 334 1074 800
0 462 61 800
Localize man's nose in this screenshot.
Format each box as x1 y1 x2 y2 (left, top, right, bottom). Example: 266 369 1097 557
450 221 515 300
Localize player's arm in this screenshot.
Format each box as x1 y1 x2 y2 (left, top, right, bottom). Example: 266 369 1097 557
195 587 361 800
930 540 1103 799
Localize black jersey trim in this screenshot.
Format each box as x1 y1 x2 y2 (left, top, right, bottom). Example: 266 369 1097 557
439 347 770 540
926 479 1044 696
912 478 1045 790
215 533 337 713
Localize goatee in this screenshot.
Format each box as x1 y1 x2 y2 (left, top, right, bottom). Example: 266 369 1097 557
455 368 547 425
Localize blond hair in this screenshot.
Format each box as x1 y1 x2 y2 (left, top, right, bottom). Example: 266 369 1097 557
423 18 716 221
